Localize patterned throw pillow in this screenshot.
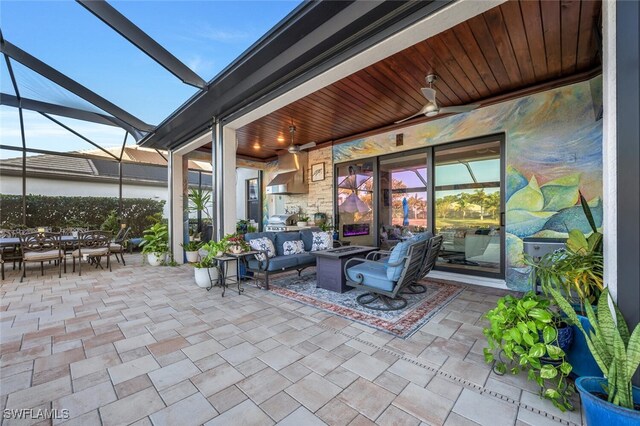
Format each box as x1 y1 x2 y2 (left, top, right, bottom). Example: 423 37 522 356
283 240 305 256
249 237 276 261
311 231 332 251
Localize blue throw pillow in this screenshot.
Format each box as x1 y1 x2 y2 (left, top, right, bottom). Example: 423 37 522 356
386 240 412 281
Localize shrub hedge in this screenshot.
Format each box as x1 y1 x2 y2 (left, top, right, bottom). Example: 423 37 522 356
0 194 164 237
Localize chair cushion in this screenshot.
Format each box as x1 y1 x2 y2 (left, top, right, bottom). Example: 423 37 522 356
248 238 276 261
110 243 123 252
282 240 305 256
290 253 316 267
72 248 109 257
23 250 60 261
346 262 396 292
386 240 412 281
275 232 302 256
311 231 332 251
248 255 298 272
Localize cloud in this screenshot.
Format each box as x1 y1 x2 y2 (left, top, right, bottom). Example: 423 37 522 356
186 55 215 76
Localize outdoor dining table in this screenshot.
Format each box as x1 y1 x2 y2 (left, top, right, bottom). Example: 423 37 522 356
0 235 78 247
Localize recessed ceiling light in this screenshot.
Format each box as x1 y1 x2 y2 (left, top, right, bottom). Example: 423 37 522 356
277 136 285 142
253 143 260 149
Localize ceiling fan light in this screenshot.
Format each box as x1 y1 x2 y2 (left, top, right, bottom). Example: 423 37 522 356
426 110 439 117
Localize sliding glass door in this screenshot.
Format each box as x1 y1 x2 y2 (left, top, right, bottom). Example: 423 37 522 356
433 138 504 277
378 152 428 250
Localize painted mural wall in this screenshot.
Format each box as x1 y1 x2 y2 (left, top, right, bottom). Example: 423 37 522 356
333 76 603 291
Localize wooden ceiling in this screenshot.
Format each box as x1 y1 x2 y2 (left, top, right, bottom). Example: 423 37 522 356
232 0 601 160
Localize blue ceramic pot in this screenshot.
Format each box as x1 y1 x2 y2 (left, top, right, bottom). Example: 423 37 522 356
567 315 603 377
576 377 640 425
538 322 574 352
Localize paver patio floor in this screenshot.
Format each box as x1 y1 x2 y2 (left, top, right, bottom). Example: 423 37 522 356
0 255 583 425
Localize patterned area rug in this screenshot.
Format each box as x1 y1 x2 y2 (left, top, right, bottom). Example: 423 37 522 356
268 272 464 338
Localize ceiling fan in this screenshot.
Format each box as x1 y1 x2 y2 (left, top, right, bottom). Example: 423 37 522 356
263 125 316 154
395 74 480 124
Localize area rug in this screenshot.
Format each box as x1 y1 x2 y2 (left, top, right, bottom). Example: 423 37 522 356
268 272 464 338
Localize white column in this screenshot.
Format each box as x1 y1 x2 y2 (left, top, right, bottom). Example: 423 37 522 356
602 0 617 299
168 150 187 263
222 126 237 235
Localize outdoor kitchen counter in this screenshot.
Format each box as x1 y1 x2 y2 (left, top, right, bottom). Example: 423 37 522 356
311 245 377 293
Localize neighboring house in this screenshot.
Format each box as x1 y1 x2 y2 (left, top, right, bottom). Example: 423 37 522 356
0 146 212 217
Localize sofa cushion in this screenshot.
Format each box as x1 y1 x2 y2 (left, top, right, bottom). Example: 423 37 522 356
248 237 276 261
248 255 298 272
386 240 412 281
299 229 314 252
275 232 302 256
290 253 316 267
346 261 395 292
311 231 332 251
283 240 305 255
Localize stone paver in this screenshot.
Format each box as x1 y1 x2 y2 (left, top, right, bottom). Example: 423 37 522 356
0 255 580 426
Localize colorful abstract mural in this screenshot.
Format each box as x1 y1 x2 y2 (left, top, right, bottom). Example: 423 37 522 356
333 77 603 290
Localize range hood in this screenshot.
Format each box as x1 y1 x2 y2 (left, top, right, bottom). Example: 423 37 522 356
266 151 308 195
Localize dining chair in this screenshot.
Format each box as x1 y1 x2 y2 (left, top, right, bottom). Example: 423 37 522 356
19 232 64 282
72 231 112 276
110 227 131 265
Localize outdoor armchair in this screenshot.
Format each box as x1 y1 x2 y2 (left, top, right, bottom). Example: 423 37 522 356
405 234 444 294
19 232 65 282
344 239 427 311
72 231 112 276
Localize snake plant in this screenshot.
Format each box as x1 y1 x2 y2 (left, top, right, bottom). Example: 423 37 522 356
550 287 640 410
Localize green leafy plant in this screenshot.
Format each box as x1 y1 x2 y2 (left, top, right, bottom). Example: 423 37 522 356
247 225 257 233
100 210 120 234
139 222 168 255
483 292 575 411
200 240 227 257
223 233 250 252
188 188 212 220
193 256 217 269
298 215 309 222
525 192 603 308
550 287 640 410
180 241 202 252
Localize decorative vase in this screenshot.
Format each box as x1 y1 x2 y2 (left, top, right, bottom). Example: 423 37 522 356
194 267 218 288
229 245 243 254
185 251 199 263
147 253 165 266
576 377 640 425
297 221 308 227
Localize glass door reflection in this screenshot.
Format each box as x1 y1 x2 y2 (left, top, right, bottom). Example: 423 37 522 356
378 152 428 250
434 140 503 277
336 161 375 246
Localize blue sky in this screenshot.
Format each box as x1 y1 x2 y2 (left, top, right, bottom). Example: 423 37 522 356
0 0 299 158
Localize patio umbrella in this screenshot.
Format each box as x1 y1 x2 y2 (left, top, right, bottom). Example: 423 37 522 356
402 197 409 226
339 192 371 214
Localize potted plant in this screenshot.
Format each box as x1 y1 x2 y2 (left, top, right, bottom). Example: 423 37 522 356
550 287 640 424
484 292 575 412
526 193 604 377
223 233 250 254
193 254 218 288
139 222 168 266
297 215 309 227
200 240 227 259
181 241 202 263
188 188 212 233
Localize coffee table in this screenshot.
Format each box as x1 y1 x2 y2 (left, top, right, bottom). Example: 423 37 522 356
311 245 377 293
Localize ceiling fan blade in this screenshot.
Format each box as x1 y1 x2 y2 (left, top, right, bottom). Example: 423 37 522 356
298 141 316 151
438 104 480 114
261 144 286 150
394 104 430 124
421 87 436 103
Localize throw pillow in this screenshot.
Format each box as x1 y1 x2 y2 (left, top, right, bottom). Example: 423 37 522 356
311 231 332 251
283 240 305 255
249 237 276 261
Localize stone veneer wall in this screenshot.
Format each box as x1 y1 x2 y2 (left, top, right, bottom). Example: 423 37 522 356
282 145 334 223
